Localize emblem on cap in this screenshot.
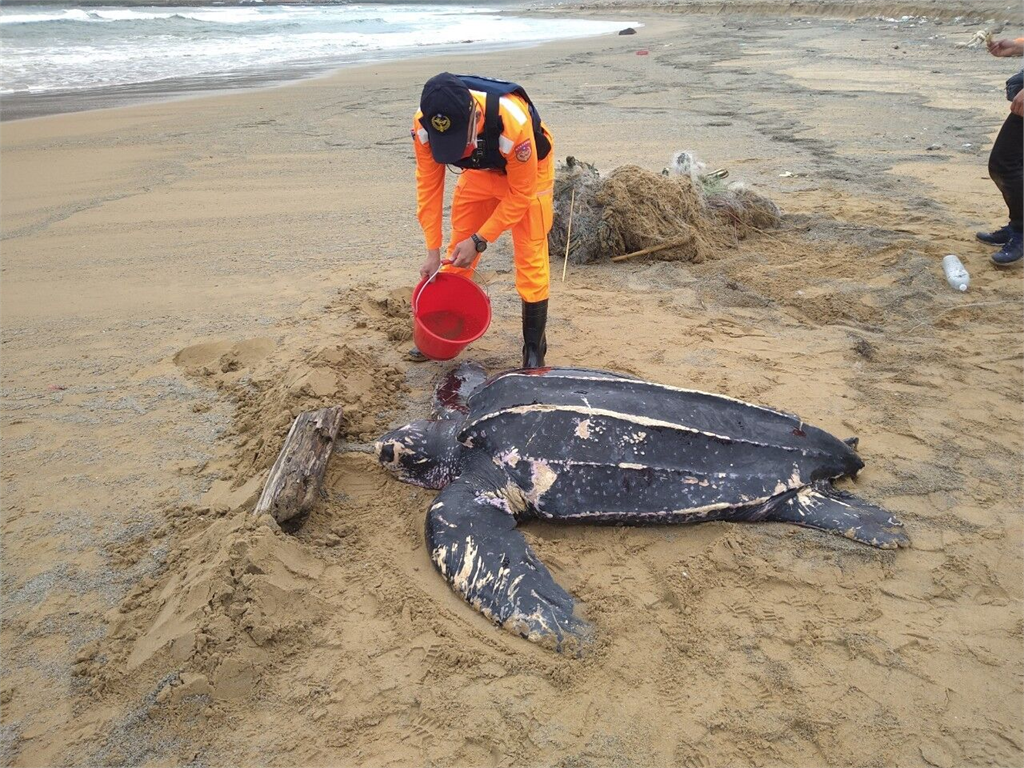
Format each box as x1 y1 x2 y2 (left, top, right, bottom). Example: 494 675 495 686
431 114 451 133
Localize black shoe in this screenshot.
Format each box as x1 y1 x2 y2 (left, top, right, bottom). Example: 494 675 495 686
407 346 429 363
521 299 548 368
976 224 1014 245
991 231 1023 266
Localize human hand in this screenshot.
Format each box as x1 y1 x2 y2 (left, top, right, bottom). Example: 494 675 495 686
419 248 441 281
988 38 1024 57
1012 90 1024 117
449 237 478 269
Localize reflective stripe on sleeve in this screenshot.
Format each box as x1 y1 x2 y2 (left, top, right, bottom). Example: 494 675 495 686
499 96 528 126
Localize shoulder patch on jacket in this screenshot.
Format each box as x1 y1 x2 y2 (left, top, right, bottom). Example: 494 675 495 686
514 139 533 162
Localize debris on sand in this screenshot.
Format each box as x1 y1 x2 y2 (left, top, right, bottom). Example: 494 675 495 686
550 152 780 265
955 29 993 48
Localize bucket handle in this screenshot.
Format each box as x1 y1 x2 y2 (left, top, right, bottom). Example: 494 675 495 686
413 264 443 316
412 260 491 315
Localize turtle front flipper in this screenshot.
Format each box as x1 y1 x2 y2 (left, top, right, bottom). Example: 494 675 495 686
431 362 488 419
425 466 591 653
765 481 910 549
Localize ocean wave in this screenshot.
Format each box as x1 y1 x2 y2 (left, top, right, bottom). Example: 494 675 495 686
2 5 636 95
1 7 286 25
0 9 93 24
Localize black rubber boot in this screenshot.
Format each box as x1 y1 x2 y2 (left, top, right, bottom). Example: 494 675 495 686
521 299 548 369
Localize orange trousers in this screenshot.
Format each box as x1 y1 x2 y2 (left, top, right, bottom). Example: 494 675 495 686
441 152 554 302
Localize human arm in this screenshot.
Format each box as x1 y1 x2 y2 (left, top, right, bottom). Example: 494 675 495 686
413 115 446 253
419 248 443 280
988 37 1024 57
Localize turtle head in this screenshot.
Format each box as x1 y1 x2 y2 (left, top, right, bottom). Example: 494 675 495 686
375 419 461 489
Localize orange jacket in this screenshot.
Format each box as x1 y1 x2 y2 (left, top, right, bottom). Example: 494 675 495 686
413 89 550 248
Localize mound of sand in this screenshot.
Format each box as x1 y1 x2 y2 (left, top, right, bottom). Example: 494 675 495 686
75 287 420 762
80 513 324 697
550 157 781 264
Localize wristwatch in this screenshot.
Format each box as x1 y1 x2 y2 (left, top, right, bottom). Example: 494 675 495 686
471 233 488 252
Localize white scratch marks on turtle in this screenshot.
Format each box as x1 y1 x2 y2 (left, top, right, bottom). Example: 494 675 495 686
467 404 741 444
624 430 647 445
432 545 449 575
478 492 514 514
493 447 521 468
451 536 480 595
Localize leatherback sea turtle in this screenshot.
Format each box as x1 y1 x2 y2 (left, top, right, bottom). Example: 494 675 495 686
375 364 908 650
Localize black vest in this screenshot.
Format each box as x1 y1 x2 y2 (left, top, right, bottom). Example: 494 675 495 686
447 75 552 173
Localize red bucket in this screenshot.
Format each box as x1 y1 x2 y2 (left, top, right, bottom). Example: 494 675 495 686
412 272 491 361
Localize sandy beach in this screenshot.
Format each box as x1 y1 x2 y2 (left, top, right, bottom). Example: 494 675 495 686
2 1 1023 765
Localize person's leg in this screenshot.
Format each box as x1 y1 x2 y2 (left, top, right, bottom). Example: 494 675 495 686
409 174 497 362
987 114 1024 264
991 114 1024 264
979 114 1022 246
989 114 1024 229
511 155 554 367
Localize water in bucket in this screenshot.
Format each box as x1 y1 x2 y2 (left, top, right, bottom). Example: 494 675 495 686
420 310 466 341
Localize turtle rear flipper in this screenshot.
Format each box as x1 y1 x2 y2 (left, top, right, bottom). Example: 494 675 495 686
431 362 487 418
425 467 591 653
765 481 909 549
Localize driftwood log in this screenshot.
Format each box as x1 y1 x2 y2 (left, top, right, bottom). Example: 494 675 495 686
253 406 344 524
610 237 694 263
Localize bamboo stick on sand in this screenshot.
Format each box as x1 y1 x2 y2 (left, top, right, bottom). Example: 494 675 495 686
561 188 575 282
610 236 692 263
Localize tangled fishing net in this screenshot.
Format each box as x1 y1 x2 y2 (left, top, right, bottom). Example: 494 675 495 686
550 152 781 264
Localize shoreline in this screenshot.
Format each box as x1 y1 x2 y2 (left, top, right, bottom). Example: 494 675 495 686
5 0 1016 123
1 10 640 122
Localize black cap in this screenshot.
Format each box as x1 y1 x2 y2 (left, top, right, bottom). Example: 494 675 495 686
419 72 472 164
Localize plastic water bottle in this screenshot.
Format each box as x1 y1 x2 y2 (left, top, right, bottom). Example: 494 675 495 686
942 254 970 292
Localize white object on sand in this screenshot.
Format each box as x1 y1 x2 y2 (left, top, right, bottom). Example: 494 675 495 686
942 254 970 292
667 150 706 183
955 29 992 48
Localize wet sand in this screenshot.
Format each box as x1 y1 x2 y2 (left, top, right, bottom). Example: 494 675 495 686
2 2 1022 765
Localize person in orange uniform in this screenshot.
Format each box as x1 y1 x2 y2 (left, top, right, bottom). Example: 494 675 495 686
410 72 555 368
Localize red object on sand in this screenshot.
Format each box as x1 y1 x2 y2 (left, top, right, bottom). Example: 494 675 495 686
412 272 491 360
636 49 649 56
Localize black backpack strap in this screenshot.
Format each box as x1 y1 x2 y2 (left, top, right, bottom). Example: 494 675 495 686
530 106 552 161
482 91 504 168
509 86 550 162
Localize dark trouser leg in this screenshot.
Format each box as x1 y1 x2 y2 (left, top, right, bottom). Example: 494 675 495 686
988 113 1024 231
